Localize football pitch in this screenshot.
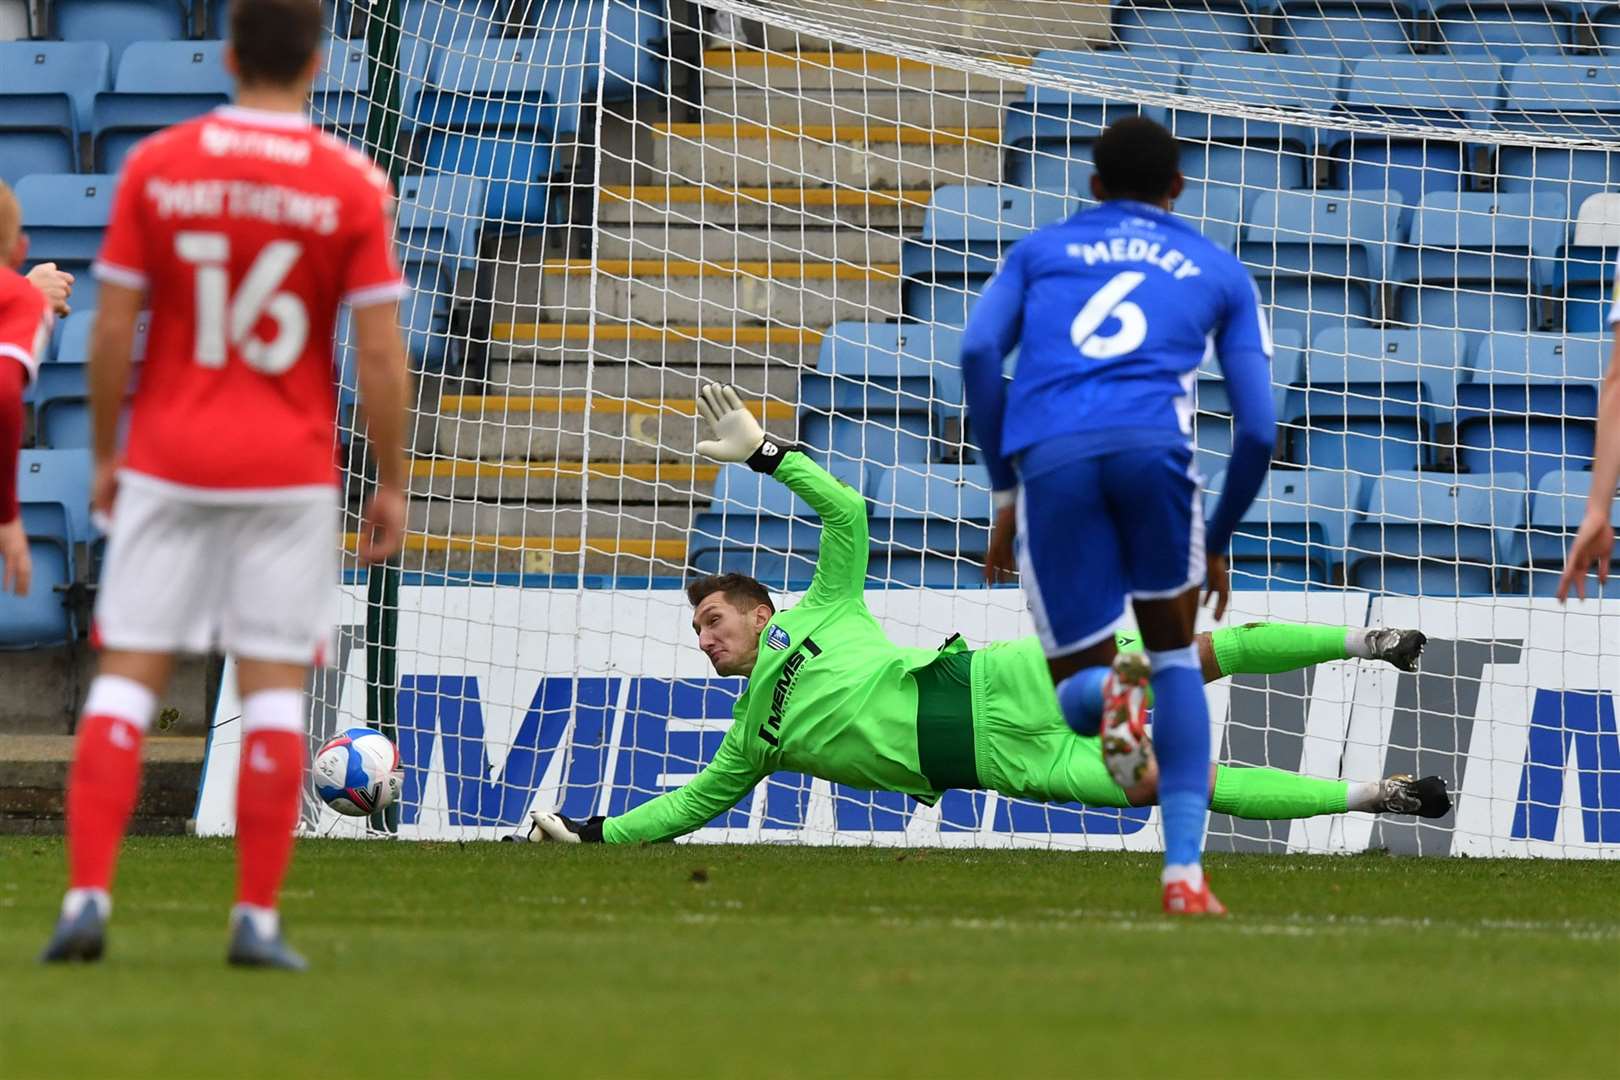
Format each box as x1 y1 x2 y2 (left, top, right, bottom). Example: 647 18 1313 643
2 838 1616 1079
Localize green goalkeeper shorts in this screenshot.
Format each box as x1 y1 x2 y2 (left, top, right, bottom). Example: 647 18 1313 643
967 637 1134 809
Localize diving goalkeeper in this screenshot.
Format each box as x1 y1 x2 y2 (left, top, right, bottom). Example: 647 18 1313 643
523 385 1447 845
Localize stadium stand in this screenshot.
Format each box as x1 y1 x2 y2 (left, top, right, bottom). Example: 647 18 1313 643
14 174 115 316
51 0 188 68
1346 470 1527 595
1269 0 1422 56
94 39 232 172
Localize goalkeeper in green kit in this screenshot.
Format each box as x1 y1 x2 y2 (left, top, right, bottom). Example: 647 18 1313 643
522 385 1449 846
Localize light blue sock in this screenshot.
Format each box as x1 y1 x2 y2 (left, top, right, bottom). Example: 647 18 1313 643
1056 666 1110 737
1146 644 1211 869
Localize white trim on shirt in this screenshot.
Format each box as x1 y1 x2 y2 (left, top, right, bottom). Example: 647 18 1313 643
119 468 339 506
93 261 148 290
344 280 409 309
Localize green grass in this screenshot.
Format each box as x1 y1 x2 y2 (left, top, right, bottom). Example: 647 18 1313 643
2 839 1617 1079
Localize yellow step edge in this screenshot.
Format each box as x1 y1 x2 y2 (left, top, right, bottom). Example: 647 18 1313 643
654 121 1003 145
436 394 796 421
537 258 901 280
491 322 823 346
346 533 689 559
703 48 1032 72
411 459 720 483
600 185 933 208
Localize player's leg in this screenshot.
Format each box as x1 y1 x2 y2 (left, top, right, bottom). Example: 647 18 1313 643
1207 622 1428 679
217 494 339 970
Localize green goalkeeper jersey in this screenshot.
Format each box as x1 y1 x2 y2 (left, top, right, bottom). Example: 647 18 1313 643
603 451 948 844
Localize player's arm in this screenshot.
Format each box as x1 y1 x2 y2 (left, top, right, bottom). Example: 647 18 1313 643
960 243 1027 582
693 382 868 603
87 282 144 517
1558 316 1620 600
1202 272 1277 618
530 722 767 845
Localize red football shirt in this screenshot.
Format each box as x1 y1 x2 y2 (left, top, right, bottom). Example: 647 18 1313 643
94 106 405 495
0 266 51 523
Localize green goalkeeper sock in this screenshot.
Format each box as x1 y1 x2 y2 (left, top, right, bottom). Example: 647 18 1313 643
1209 622 1352 678
1209 765 1349 820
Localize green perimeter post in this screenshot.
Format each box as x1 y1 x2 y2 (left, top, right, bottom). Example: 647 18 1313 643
360 0 404 834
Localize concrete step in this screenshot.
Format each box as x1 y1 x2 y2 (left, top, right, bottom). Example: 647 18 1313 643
343 532 692 578
651 122 1003 190
410 458 720 503
0 735 204 834
485 352 802 400
489 322 822 370
701 48 1017 94
538 257 903 327
410 499 696 540
595 217 903 263
0 650 219 737
702 89 1010 128
751 1 1108 54
428 394 798 463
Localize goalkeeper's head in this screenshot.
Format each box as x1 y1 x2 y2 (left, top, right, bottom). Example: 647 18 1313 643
1090 116 1184 210
688 573 776 677
226 0 324 96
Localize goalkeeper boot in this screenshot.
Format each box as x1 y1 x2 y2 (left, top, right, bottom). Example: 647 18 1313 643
39 901 107 964
1375 774 1452 819
1366 628 1427 673
227 911 308 972
1162 878 1228 917
1099 652 1153 789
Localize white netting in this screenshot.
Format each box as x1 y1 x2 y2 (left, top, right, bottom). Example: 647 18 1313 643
279 0 1620 855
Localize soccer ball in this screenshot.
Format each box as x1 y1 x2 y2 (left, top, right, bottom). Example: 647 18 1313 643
312 727 402 817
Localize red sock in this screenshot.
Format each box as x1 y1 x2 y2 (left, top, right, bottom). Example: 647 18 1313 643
235 730 304 910
66 715 145 891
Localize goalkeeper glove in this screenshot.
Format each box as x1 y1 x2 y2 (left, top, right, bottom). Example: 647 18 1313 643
693 382 792 475
524 809 605 844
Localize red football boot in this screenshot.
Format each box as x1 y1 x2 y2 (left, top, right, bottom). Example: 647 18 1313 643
1162 878 1229 916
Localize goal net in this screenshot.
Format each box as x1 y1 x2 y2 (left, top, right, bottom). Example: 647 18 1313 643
196 0 1620 857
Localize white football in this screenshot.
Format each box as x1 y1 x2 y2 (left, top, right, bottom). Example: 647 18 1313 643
312 727 403 817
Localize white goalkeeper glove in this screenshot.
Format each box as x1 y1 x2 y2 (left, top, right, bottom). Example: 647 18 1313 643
523 809 605 844
693 382 792 474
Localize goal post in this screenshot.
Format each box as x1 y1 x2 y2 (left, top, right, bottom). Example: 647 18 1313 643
195 0 1620 854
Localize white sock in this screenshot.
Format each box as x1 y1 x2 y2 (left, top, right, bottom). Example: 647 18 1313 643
1161 863 1204 890
1346 781 1384 812
62 887 111 920
231 903 279 938
84 674 159 732
1344 629 1376 659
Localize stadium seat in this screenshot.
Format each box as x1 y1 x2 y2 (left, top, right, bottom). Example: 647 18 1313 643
1455 332 1605 486
1306 325 1469 452
0 0 29 39
1391 191 1566 334
1330 57 1497 206
1493 59 1620 220
1425 0 1579 59
800 323 964 469
1171 51 1343 192
0 42 113 179
518 0 667 101
2 448 93 646
208 0 347 36
1523 469 1620 595
1346 470 1526 595
0 537 74 646
1003 48 1179 190
412 36 570 225
52 0 188 69
14 174 115 314
867 463 992 586
312 38 371 142
901 186 1075 324
94 41 232 172
1169 179 1244 251
1110 0 1259 56
688 462 862 589
397 173 487 274
1555 193 1620 333
1212 467 1363 586
1238 189 1403 343
1271 0 1422 57
17 447 95 551
0 42 110 132
1194 327 1302 479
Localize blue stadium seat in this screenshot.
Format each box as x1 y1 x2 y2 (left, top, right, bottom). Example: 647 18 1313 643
0 536 74 646
17 448 95 549
688 461 862 588
399 256 454 369
1494 59 1620 216
1171 51 1343 191
1003 49 1178 190
519 0 667 101
1167 179 1244 251
1307 325 1469 445
1456 332 1605 487
867 463 992 586
0 94 78 184
901 186 1075 324
1238 188 1402 343
1391 191 1566 334
1346 470 1526 594
94 41 231 172
1523 469 1620 594
52 0 187 69
1110 0 1259 56
1330 57 1498 205
312 38 371 142
1425 0 1579 59
1272 0 1422 56
208 0 344 37
1194 327 1302 479
412 37 570 225
1555 193 1619 332
397 173 487 274
14 174 115 314
1212 467 1363 586
0 42 110 133
1593 1 1620 50
800 323 965 468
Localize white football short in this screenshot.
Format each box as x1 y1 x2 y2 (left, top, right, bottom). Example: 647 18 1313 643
94 472 340 665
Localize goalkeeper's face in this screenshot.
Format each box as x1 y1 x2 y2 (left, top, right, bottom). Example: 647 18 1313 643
692 592 773 677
